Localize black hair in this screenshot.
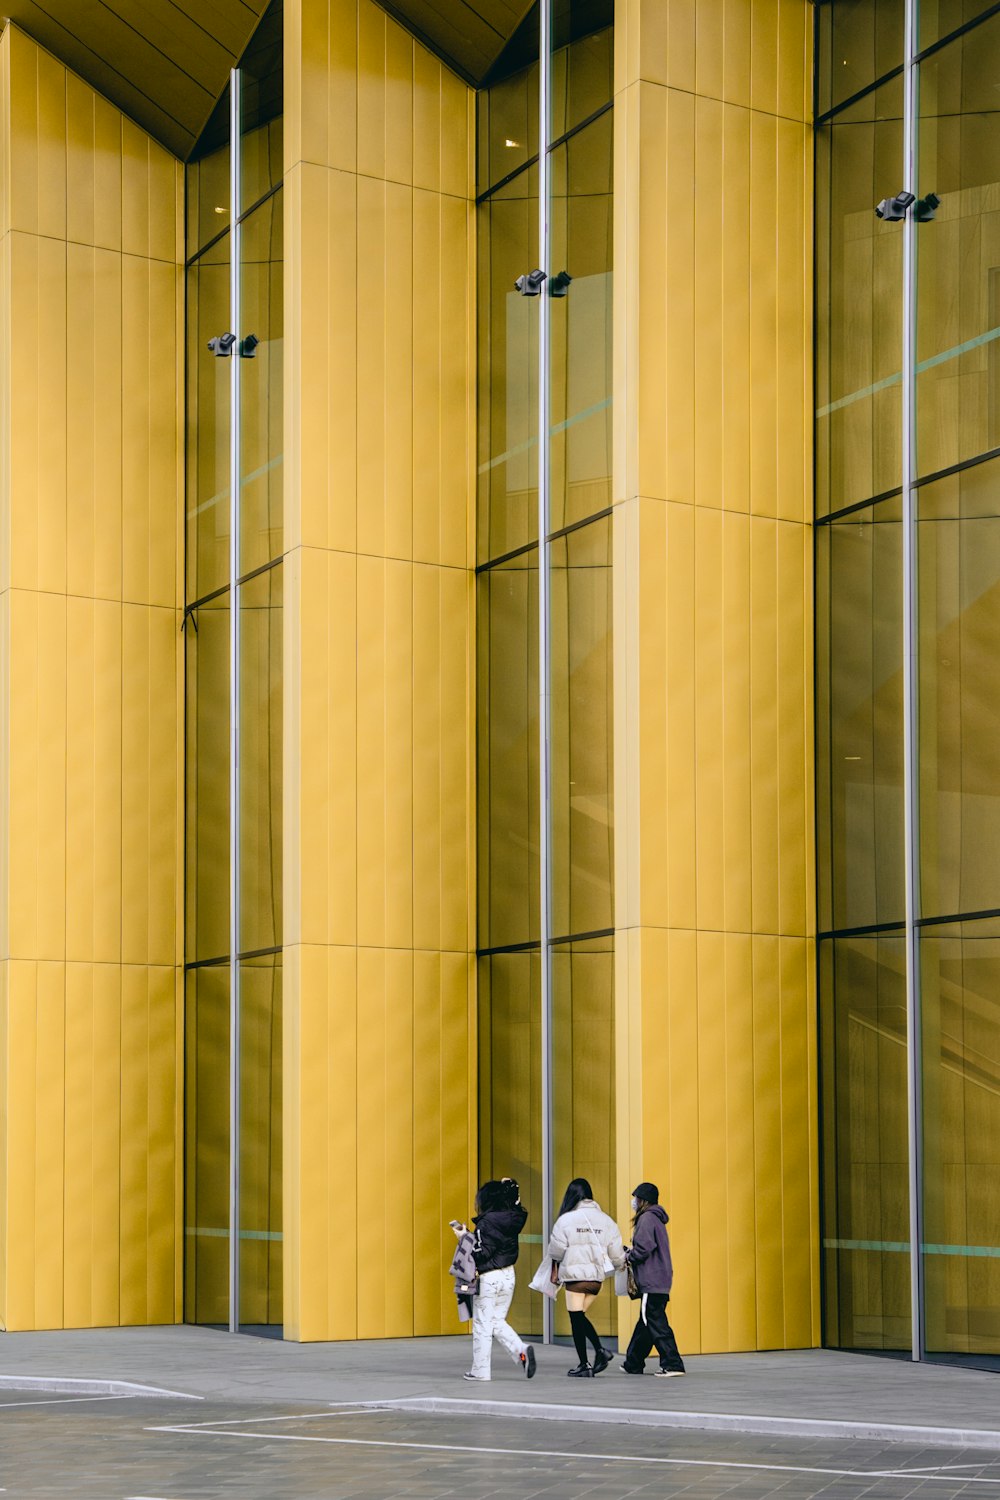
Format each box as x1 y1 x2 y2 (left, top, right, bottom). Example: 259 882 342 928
632 1198 652 1230
476 1178 519 1214
558 1177 593 1217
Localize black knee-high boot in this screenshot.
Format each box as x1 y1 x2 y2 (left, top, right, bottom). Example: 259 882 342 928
568 1310 590 1365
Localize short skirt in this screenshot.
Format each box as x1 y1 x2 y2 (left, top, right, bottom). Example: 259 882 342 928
563 1279 602 1294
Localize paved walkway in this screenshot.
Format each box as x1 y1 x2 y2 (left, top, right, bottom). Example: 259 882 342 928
2 1327 999 1447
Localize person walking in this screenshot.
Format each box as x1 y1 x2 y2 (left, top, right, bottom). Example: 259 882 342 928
463 1177 536 1382
621 1181 685 1378
547 1177 626 1377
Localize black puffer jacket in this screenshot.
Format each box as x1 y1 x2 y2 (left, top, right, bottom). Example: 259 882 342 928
472 1205 528 1273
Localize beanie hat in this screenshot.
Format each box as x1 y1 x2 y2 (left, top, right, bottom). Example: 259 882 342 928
632 1181 659 1204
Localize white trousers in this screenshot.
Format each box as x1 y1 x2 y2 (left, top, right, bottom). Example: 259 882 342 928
470 1266 526 1378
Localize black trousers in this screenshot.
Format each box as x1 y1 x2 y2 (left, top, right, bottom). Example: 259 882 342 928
624 1292 685 1372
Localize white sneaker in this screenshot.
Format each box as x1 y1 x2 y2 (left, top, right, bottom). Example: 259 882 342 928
463 1371 490 1381
654 1368 685 1378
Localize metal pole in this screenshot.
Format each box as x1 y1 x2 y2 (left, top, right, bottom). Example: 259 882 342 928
228 66 242 1336
900 0 925 1364
538 0 554 1347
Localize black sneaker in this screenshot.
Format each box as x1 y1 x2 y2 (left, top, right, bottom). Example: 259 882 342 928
520 1346 537 1379
591 1347 612 1375
567 1362 593 1378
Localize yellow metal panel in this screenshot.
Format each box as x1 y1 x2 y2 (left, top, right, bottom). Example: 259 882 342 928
63 964 95 1327
412 565 442 951
635 500 667 924
438 566 471 953
412 47 441 195
776 0 810 124
440 64 472 201
779 937 817 1346
92 962 124 1326
750 0 780 118
68 245 123 603
356 947 388 1337
385 182 414 561
695 930 728 1351
693 96 724 509
9 31 67 241
695 1 724 104
694 507 724 930
663 503 697 930
412 950 442 1334
749 518 780 934
752 934 784 1347
123 257 178 610
0 964 7 1324
777 522 809 937
665 929 701 1354
722 513 752 932
635 85 666 502
725 933 756 1350
438 194 472 569
358 0 388 185
385 560 414 950
661 87 695 504
34 960 66 1329
775 119 808 523
722 104 750 514
723 0 752 109
356 176 388 561
386 949 415 1333
385 19 414 188
356 556 388 949
412 189 442 565
293 0 359 176
749 111 778 519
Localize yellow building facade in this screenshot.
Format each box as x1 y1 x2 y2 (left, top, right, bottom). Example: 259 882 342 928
0 0 821 1358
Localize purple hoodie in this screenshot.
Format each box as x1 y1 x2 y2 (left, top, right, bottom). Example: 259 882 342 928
629 1205 674 1294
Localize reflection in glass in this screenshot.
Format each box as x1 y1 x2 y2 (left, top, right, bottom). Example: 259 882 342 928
550 518 612 938
186 236 232 603
184 964 230 1325
820 935 911 1352
921 919 1000 1369
816 1 904 118
240 956 282 1330
239 191 284 575
918 0 998 54
478 950 543 1340
478 59 539 195
918 460 1000 919
548 113 612 533
478 167 539 564
240 0 283 214
478 550 539 949
550 18 612 142
917 15 1000 477
239 567 282 955
186 597 230 964
551 935 614 1340
815 78 903 517
816 498 904 933
186 83 231 260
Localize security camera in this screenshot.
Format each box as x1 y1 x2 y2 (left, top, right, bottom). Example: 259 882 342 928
914 192 940 223
208 332 237 356
549 270 572 297
514 269 547 296
875 190 916 221
240 333 260 358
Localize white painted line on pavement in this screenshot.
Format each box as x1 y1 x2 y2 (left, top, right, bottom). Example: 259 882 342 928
151 1408 391 1429
0 1394 139 1411
0 1375 200 1400
145 1423 1000 1485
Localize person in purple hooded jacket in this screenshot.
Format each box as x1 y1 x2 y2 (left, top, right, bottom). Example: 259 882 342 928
620 1181 686 1377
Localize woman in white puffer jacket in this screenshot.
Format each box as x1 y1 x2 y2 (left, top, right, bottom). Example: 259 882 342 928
547 1178 626 1377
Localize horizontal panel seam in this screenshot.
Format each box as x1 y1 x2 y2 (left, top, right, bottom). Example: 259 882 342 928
285 157 474 204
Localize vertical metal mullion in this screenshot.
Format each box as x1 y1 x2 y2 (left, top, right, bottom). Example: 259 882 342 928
228 66 242 1336
538 0 554 1347
901 0 925 1364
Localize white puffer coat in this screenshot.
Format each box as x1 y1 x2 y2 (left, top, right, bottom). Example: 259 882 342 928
547 1200 626 1284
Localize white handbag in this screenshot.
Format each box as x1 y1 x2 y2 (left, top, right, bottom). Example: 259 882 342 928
528 1255 559 1299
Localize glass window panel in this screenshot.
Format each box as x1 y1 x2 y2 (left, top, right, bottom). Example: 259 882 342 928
819 934 912 1353
240 0 283 214
186 83 231 260
187 235 232 603
478 549 539 949
184 964 230 1327
478 166 539 565
920 918 1000 1370
477 950 542 1341
239 566 282 955
816 77 904 518
816 498 905 932
919 0 998 52
548 113 612 533
917 459 1000 919
551 935 615 1341
478 62 539 196
817 1 904 118
186 596 230 964
916 16 1000 477
550 518 612 938
239 190 284 575
550 18 612 142
239 955 282 1331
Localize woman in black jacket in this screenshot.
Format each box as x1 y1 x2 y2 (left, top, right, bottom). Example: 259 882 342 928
621 1181 685 1377
463 1178 536 1381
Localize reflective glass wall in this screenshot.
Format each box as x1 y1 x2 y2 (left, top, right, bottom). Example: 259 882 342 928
184 0 284 1332
817 0 1000 1370
476 0 614 1342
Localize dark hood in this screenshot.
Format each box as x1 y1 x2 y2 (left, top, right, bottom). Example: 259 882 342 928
473 1206 527 1233
645 1204 669 1225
